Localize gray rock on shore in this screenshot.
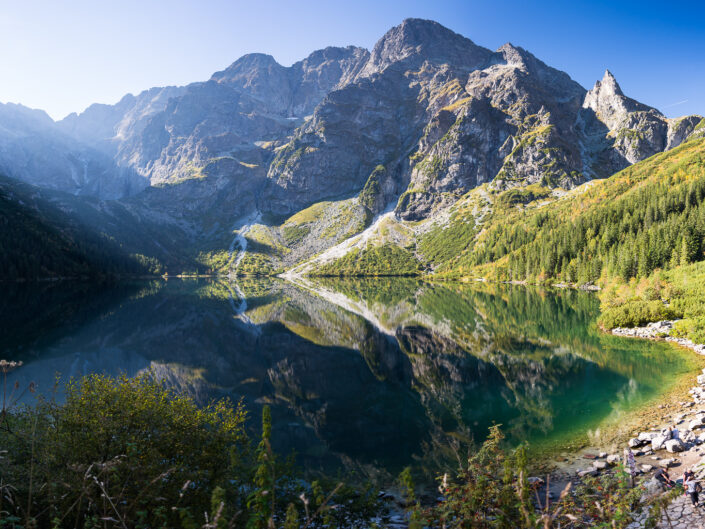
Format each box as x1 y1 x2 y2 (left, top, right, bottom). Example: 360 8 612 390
659 458 677 468
665 439 685 453
652 435 668 451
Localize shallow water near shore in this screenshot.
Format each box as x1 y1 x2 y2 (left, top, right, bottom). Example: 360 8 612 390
2 278 700 481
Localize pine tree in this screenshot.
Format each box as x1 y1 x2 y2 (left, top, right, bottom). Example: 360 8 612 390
247 406 275 529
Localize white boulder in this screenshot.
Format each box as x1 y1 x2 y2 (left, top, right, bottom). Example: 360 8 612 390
689 418 704 430
651 435 668 451
665 439 685 453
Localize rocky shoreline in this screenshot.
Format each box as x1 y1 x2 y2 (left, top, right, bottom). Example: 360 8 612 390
358 319 705 528
594 321 705 479
612 320 705 356
526 321 705 526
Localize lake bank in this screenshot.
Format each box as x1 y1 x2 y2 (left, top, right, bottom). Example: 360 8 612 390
523 322 705 510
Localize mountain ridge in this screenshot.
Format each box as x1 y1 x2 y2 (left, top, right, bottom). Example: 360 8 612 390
0 18 703 279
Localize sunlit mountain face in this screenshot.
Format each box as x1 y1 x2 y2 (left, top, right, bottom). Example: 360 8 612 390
4 278 698 481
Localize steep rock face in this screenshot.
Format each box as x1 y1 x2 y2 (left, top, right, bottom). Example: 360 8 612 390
262 71 421 215
56 47 367 191
116 80 289 184
59 94 139 149
667 115 705 149
263 19 493 216
399 43 586 218
582 70 653 131
109 47 367 186
212 47 369 117
290 47 370 114
397 100 511 219
210 53 293 115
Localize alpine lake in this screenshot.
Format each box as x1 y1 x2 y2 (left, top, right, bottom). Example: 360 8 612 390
3 278 701 483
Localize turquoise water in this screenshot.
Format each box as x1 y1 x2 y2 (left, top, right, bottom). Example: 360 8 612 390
1 278 697 479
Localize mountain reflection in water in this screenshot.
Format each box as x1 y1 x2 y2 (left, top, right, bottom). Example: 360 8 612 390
2 278 697 479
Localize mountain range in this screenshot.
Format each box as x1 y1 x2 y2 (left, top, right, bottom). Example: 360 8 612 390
1 18 703 280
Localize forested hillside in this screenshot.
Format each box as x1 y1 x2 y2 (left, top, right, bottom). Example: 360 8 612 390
0 176 158 280
448 137 705 283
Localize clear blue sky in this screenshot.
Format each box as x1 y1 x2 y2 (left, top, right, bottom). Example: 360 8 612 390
1 0 703 120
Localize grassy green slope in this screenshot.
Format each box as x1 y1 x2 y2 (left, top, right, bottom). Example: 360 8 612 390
314 244 422 276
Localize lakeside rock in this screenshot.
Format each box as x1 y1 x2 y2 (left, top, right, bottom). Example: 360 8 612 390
652 435 668 451
612 320 705 355
665 439 685 453
659 458 677 468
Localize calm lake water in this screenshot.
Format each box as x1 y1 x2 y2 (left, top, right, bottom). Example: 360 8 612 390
2 278 699 480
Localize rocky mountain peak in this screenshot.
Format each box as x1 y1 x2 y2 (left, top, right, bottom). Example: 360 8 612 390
298 46 366 67
582 69 657 131
357 18 490 78
484 42 585 104
0 102 55 129
598 69 624 96
496 42 530 67
210 53 284 84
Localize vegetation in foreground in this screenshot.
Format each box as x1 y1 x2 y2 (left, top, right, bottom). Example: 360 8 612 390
402 426 674 529
0 372 681 528
0 373 380 529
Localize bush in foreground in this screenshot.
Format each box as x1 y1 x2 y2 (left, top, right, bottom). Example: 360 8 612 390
0 374 378 529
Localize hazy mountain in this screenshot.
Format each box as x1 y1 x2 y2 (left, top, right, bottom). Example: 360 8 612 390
0 103 146 199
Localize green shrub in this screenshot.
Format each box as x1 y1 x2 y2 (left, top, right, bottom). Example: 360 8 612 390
1 374 248 527
282 224 311 246
312 244 422 277
598 300 681 329
418 426 656 528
